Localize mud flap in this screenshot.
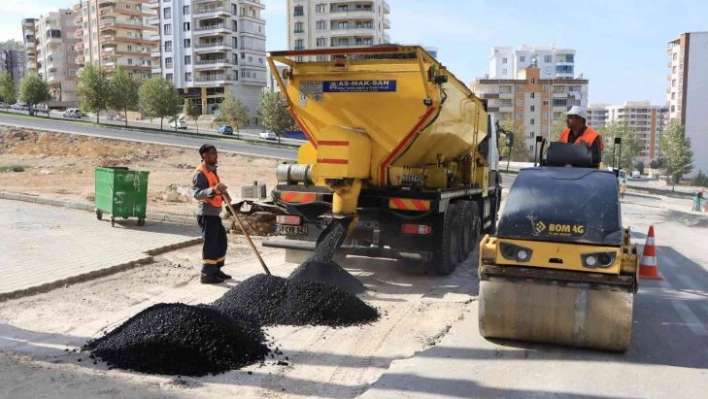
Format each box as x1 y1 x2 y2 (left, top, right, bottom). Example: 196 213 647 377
478 279 634 352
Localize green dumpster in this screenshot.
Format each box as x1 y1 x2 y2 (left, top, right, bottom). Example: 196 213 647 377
94 166 150 226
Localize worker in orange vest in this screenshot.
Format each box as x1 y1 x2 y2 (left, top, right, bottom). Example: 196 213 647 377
193 144 231 284
559 106 605 168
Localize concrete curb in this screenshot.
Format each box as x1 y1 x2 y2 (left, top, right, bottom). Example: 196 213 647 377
0 191 195 225
0 256 154 302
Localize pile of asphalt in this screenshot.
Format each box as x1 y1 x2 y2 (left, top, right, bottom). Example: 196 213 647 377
289 217 366 294
213 274 378 327
83 303 269 376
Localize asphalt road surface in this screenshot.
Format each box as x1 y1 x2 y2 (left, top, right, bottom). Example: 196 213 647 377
0 113 298 160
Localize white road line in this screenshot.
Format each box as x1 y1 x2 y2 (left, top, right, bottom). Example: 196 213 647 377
657 275 708 337
676 274 703 292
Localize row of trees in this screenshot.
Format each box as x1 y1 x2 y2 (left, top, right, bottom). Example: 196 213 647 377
501 113 694 188
0 63 295 137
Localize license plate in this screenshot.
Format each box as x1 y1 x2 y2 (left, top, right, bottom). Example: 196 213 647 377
277 225 309 235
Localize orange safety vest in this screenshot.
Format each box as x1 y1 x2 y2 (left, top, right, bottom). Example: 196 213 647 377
195 164 223 209
559 127 604 151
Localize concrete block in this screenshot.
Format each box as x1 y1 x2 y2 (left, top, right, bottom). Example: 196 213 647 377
146 212 166 222
3 192 20 201
240 185 256 198
164 214 193 225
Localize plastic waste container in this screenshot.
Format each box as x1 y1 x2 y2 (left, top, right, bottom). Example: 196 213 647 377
94 166 150 226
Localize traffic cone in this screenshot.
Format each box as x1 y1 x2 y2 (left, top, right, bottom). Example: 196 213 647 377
639 225 662 280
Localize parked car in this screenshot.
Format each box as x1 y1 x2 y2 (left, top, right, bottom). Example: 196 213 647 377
170 119 187 129
259 130 277 140
217 125 234 135
11 102 28 111
62 108 82 118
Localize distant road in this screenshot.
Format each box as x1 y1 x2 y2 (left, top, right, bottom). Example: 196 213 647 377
0 113 298 160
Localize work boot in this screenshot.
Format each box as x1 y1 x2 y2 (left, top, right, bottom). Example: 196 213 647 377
216 270 232 280
200 273 225 284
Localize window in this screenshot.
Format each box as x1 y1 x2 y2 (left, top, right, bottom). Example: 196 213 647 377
127 59 133 65
556 65 574 74
543 100 549 106
182 5 189 14
316 4 326 12
184 39 191 48
530 118 535 125
163 24 172 35
671 92 675 99
530 93 535 99
520 56 525 62
294 39 304 50
163 7 171 19
516 113 522 120
502 68 507 75
183 22 190 31
164 40 172 52
232 37 238 48
316 20 326 30
516 85 524 92
166 73 173 81
531 78 536 84
293 5 304 16
232 20 238 31
316 37 326 47
552 98 567 107
185 72 192 81
530 105 535 112
294 22 304 33
529 132 534 138
165 57 173 68
184 55 191 65
544 55 552 63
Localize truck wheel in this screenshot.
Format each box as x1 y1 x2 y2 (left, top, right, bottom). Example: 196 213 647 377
458 201 481 261
426 203 461 276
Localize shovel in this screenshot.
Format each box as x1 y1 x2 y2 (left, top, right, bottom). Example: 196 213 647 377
221 190 272 276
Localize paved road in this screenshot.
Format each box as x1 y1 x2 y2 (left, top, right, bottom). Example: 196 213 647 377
362 176 708 398
0 113 298 160
0 199 201 299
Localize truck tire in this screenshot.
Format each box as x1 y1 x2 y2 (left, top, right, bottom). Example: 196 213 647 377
458 201 481 261
425 203 461 276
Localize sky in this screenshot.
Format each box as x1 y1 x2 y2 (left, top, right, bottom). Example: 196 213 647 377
2 0 706 105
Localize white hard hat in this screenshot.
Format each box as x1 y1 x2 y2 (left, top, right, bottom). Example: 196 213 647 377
567 106 588 120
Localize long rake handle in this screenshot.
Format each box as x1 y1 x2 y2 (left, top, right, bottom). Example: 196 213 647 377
221 191 271 276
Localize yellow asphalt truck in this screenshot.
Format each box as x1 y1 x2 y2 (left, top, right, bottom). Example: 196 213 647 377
263 45 504 275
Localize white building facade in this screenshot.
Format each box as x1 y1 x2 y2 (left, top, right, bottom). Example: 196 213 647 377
149 0 267 118
286 0 391 60
489 44 577 80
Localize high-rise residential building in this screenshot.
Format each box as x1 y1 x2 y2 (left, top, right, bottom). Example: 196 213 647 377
286 0 391 61
667 32 708 175
34 10 81 108
587 103 609 130
0 45 26 87
488 44 577 80
73 0 158 82
148 0 267 118
472 61 589 155
21 19 38 75
605 102 668 162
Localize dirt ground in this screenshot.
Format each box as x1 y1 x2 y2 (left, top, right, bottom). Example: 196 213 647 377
0 126 280 216
0 235 477 398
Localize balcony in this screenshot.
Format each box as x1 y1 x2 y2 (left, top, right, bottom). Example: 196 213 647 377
194 41 231 53
72 3 81 12
241 0 265 9
383 2 390 14
194 5 229 17
383 17 390 29
151 49 162 58
74 14 83 24
74 42 84 52
329 8 375 18
193 23 230 36
195 74 233 85
330 26 374 37
240 74 265 86
148 17 160 25
383 33 390 43
194 58 231 70
76 55 85 64
74 29 84 39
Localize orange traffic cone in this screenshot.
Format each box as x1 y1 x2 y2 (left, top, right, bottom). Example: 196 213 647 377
639 225 662 280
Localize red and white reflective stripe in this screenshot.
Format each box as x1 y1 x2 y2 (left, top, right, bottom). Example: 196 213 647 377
276 215 302 225
645 237 654 246
640 255 657 265
401 224 432 235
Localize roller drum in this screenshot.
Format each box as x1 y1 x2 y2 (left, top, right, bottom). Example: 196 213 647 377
276 163 314 185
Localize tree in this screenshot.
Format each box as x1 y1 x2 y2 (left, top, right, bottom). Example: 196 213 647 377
549 112 567 142
76 63 110 124
18 73 50 116
661 120 693 191
218 97 249 137
0 72 16 105
106 66 139 127
186 99 202 133
258 90 294 143
499 119 531 162
600 122 642 171
138 76 181 130
691 170 708 188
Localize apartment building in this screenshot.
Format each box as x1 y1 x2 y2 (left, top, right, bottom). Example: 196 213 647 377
33 10 81 108
0 46 26 87
488 44 577 80
21 19 38 75
472 62 589 154
667 32 708 175
73 0 157 81
148 0 267 118
606 102 668 161
587 103 609 130
287 0 391 60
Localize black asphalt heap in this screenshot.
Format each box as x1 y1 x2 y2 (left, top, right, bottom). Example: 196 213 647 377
290 217 366 294
213 274 379 327
83 303 269 376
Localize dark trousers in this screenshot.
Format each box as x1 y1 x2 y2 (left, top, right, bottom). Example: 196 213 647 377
197 215 227 276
